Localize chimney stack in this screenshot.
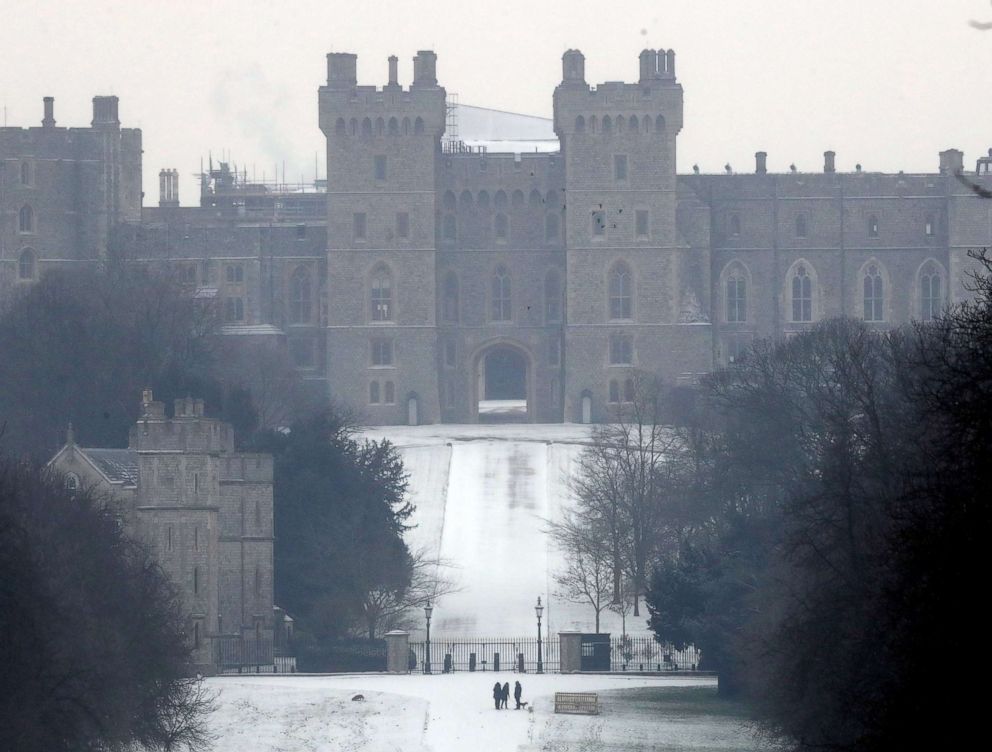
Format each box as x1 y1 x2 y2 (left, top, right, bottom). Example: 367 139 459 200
326 52 358 89
42 96 55 127
755 151 768 174
387 55 399 87
823 150 836 173
412 50 437 87
91 96 120 127
939 148 964 174
561 49 586 85
159 169 179 207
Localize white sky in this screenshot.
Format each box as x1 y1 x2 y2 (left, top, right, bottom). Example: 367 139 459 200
3 0 991 205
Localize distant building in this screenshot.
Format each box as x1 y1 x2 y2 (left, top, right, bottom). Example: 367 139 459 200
5 48 992 425
47 390 274 670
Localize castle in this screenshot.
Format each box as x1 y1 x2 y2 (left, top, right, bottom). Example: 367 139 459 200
47 392 274 670
3 48 992 425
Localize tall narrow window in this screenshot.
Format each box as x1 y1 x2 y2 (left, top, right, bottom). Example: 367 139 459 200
925 213 936 238
868 215 879 238
193 566 200 595
726 270 747 323
544 270 562 323
254 566 261 596
545 212 559 242
614 154 628 181
791 264 813 323
20 162 31 185
396 211 410 239
167 526 173 551
863 263 884 322
370 266 392 322
193 621 200 649
729 213 741 237
592 210 606 237
226 264 244 283
442 272 459 322
494 213 509 242
635 210 649 238
353 212 367 241
920 263 942 321
289 266 311 324
384 381 395 404
369 381 381 404
609 335 633 365
225 297 244 322
374 155 387 180
795 214 808 238
491 266 512 321
371 338 393 366
608 380 620 403
18 206 33 233
609 262 633 320
18 248 35 280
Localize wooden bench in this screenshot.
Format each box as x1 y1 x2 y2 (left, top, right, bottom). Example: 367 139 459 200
554 691 599 715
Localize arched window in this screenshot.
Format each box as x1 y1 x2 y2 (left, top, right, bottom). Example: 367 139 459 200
335 118 346 135
795 214 808 238
588 115 597 133
655 115 666 131
18 205 34 233
868 215 879 238
545 270 562 323
725 266 747 323
402 117 411 135
375 117 385 135
491 266 512 321
442 271 459 322
602 115 613 134
477 190 490 209
443 190 457 210
574 115 585 133
729 213 741 237
370 265 393 322
616 115 625 132
919 261 943 321
609 262 633 320
629 115 639 132
863 263 884 322
18 248 36 280
361 117 372 136
349 118 357 135
643 116 652 134
545 212 559 242
289 266 311 324
388 117 399 135
790 263 814 323
494 190 508 210
414 117 425 134
494 213 509 241
460 190 474 208
512 189 524 209
65 473 79 495
528 189 542 208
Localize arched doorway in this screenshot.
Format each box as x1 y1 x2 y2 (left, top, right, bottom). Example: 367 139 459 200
475 343 531 423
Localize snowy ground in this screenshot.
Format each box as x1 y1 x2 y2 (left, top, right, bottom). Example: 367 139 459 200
205 673 766 752
359 424 652 639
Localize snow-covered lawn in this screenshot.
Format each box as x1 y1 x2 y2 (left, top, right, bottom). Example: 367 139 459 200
359 424 656 639
205 673 766 751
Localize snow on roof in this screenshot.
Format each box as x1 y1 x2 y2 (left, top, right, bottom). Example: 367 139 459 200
80 448 138 485
218 324 284 336
453 103 555 142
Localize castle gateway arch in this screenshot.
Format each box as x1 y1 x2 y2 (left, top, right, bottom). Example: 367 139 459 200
473 340 534 423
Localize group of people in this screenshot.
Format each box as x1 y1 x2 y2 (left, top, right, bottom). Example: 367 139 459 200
492 680 525 710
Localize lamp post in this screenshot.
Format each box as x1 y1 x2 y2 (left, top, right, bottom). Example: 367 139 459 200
535 596 544 674
424 601 433 675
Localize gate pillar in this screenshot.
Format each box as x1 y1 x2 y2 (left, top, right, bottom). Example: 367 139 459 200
385 630 410 674
559 631 582 673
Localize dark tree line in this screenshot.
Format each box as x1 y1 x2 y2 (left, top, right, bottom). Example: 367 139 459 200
645 252 992 750
0 456 213 751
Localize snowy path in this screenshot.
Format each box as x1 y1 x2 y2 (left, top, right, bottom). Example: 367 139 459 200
360 424 650 638
205 673 733 752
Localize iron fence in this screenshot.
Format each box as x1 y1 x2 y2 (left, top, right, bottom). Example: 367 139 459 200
409 637 560 674
609 636 701 672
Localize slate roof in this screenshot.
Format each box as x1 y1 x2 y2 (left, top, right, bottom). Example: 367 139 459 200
81 448 139 485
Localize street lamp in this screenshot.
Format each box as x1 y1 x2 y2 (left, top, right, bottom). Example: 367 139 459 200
535 596 544 674
424 601 433 675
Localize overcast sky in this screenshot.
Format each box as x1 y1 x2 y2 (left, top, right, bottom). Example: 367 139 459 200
3 0 991 205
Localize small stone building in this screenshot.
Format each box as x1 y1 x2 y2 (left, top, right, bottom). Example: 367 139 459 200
48 390 274 670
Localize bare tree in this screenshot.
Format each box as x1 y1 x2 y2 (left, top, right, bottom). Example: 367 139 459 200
550 508 613 632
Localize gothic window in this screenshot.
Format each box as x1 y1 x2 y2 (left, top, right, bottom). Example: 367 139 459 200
361 118 372 136
402 117 411 135
414 117 425 134
545 212 559 242
643 115 652 134
635 209 649 238
609 262 633 320
370 266 393 322
442 271 459 322
491 266 512 321
796 213 808 238
729 213 741 238
494 213 509 241
349 118 357 135
602 115 613 134
616 115 625 133
371 338 393 366
544 270 562 323
868 215 879 238
375 117 385 135
226 264 244 283
725 267 747 323
18 248 35 280
609 334 633 365
65 473 79 495
592 210 606 237
388 117 399 135
289 266 311 324
369 381 381 404
575 115 585 133
919 262 943 321
18 205 34 233
790 263 814 323
863 263 884 322
655 115 666 131
614 154 628 181
629 115 639 132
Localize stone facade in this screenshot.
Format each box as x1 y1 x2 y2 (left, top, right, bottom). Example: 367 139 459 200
5 49 992 426
47 391 274 669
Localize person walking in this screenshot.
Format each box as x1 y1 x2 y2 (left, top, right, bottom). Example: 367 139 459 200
493 681 502 710
514 681 523 709
501 682 510 709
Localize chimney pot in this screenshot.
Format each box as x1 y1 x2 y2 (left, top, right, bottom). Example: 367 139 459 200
824 150 836 173
755 151 768 174
42 96 55 127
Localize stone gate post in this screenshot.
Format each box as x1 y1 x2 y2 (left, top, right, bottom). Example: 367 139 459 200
385 630 410 674
559 631 582 673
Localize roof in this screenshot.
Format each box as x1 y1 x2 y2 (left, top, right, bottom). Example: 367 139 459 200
79 448 139 485
219 324 285 336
